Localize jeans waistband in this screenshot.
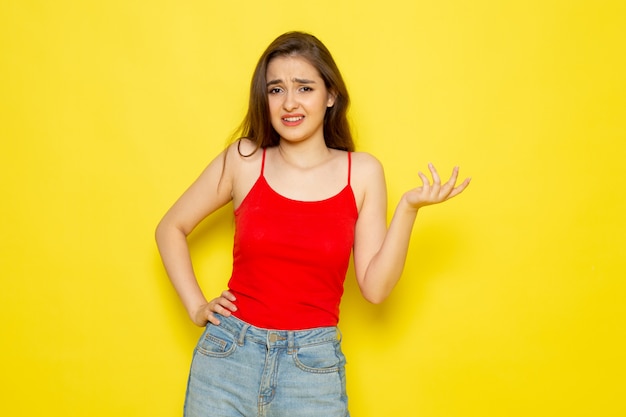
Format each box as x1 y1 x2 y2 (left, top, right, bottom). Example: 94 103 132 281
215 314 341 349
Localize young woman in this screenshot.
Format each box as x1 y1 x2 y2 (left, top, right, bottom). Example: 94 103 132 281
156 31 470 417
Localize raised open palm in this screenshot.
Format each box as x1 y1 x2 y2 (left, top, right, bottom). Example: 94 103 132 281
404 163 471 209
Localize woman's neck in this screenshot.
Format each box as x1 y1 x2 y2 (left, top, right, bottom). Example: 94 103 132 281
277 139 332 170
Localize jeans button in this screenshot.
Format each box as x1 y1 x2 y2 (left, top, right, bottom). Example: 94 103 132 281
269 333 278 343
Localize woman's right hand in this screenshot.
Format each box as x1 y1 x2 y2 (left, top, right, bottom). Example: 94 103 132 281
192 290 237 326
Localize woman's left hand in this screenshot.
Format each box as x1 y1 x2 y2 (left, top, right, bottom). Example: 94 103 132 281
403 163 471 210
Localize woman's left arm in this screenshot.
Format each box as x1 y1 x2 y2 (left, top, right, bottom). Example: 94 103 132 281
353 159 470 304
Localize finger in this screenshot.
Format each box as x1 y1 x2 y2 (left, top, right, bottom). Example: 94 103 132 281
213 293 237 312
440 166 460 195
212 300 236 315
447 177 471 199
428 163 441 186
417 171 430 187
206 311 220 326
448 166 460 184
221 290 237 302
219 297 238 312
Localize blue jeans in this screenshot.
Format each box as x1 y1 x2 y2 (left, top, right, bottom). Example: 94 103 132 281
184 314 350 417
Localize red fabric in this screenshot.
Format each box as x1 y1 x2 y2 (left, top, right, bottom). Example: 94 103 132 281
227 149 358 330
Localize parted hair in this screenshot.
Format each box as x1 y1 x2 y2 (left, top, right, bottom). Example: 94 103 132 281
234 31 354 154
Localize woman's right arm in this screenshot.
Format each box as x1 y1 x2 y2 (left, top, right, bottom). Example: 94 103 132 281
155 145 237 326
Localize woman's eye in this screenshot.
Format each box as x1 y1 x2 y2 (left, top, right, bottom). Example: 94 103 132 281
268 87 282 94
300 86 313 92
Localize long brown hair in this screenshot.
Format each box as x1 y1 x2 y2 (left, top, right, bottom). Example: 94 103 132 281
234 31 354 154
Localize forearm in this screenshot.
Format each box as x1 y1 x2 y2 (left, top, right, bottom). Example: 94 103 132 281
360 197 419 303
155 224 208 319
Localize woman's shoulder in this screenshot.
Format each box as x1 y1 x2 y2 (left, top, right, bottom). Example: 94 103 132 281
225 139 266 202
220 138 264 173
350 151 384 178
224 138 262 160
348 151 386 210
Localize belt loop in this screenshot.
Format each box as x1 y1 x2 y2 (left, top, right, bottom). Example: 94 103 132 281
287 331 295 354
336 326 342 342
238 323 250 346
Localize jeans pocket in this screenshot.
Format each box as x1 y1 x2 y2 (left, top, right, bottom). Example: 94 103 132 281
293 341 343 374
196 324 237 358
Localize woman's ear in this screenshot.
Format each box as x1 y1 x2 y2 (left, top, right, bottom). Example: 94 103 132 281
327 91 337 108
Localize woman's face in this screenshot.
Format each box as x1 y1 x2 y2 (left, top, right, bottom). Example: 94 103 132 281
266 55 335 145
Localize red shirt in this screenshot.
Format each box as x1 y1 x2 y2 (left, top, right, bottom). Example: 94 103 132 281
228 149 358 330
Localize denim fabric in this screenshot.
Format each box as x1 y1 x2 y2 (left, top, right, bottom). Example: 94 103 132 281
184 314 350 417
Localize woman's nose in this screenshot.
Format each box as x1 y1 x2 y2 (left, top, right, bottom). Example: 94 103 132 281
282 90 298 111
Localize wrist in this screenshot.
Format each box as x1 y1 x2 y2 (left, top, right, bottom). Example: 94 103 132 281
187 299 208 321
398 194 421 214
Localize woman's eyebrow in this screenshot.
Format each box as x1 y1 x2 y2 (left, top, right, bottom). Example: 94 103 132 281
293 78 316 84
266 78 317 87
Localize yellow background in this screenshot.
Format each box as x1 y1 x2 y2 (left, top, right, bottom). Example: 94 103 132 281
1 1 625 416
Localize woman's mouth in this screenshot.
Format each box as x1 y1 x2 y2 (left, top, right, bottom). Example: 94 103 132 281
281 115 304 126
